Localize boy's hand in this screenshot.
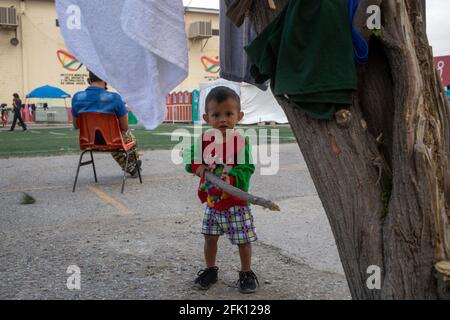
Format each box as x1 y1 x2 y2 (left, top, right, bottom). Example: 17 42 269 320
195 164 209 180
220 173 230 184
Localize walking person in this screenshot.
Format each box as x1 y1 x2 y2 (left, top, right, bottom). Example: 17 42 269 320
1 103 9 128
9 93 27 131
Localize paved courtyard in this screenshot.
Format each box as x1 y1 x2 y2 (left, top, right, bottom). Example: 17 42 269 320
0 143 350 299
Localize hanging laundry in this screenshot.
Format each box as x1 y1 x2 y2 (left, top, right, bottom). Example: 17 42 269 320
348 0 369 64
226 0 289 30
226 0 253 28
55 0 188 129
245 0 358 120
220 0 268 91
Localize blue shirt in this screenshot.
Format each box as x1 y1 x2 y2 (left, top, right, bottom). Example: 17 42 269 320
71 86 127 118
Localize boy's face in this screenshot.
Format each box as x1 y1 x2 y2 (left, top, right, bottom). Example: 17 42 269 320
203 98 244 134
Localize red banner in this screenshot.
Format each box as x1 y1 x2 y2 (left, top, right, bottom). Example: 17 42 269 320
434 55 450 87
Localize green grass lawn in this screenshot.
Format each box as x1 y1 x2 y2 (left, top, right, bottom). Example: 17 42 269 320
0 124 296 158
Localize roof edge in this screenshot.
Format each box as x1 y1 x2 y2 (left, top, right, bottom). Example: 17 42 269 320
184 7 219 14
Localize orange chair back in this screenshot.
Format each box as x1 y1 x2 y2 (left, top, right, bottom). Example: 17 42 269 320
78 112 126 151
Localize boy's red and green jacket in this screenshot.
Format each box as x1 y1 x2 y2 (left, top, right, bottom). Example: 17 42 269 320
184 132 255 210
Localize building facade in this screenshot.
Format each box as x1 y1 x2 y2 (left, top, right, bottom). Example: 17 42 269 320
0 0 219 107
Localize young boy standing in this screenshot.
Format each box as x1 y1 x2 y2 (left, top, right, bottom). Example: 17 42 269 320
184 86 259 294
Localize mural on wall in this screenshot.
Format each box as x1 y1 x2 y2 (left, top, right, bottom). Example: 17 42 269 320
57 50 83 71
201 54 220 81
201 55 220 74
57 49 88 86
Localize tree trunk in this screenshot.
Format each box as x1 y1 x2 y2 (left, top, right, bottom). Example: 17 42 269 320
251 0 450 299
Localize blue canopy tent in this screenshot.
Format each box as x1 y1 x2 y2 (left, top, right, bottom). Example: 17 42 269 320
26 85 71 99
25 85 71 122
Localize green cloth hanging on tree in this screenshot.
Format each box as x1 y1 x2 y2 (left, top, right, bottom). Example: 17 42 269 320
245 0 357 120
128 111 138 125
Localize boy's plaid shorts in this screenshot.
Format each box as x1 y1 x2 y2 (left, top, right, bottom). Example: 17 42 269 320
201 206 257 245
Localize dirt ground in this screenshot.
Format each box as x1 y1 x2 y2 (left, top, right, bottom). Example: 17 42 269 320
0 144 350 299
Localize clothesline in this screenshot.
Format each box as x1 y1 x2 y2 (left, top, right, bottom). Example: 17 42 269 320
55 0 369 129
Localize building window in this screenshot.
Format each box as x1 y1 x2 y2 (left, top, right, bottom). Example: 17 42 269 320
212 29 219 36
56 19 59 27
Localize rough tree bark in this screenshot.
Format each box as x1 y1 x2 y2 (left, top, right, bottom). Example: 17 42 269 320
251 0 450 299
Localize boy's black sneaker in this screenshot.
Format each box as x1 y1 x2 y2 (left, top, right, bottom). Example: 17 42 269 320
237 270 259 294
194 266 218 290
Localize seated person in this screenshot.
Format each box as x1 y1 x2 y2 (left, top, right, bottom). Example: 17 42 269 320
71 71 141 177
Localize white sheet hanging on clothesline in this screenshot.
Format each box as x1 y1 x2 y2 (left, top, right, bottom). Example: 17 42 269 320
240 83 288 124
198 79 288 125
56 0 188 129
